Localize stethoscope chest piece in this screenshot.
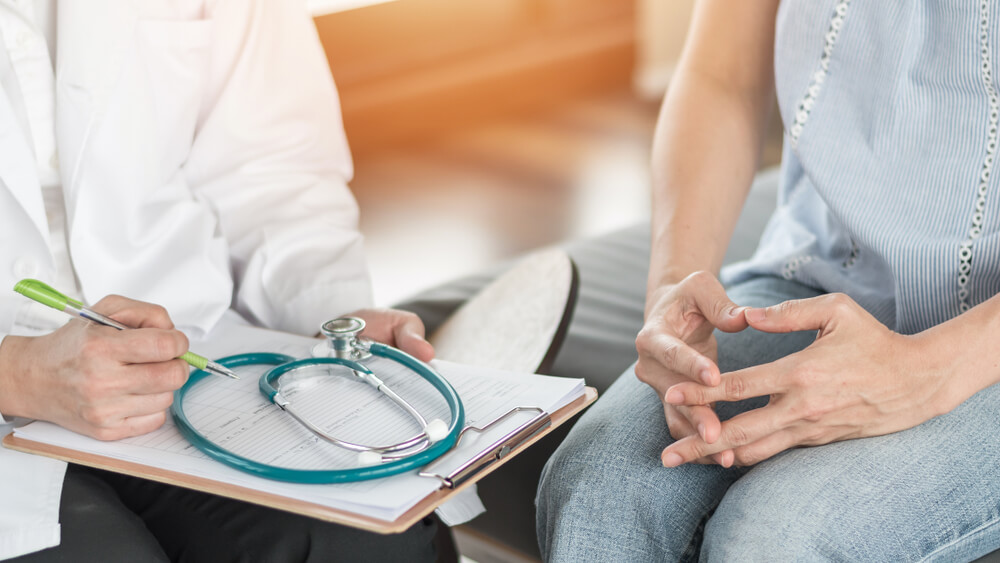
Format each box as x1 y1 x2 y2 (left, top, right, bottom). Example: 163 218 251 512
312 316 372 360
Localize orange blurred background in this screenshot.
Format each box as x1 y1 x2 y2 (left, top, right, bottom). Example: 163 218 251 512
308 0 706 306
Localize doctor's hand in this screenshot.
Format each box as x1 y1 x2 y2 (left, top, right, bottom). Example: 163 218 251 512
636 271 749 465
660 293 956 468
0 296 189 441
349 308 434 363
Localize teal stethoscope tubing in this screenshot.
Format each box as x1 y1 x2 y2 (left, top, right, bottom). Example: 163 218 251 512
170 344 465 484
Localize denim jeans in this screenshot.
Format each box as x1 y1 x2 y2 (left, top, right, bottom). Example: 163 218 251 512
536 276 1000 562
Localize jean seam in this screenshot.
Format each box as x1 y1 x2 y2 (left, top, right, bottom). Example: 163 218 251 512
919 513 1000 562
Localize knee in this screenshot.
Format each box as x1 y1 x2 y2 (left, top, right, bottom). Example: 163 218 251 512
536 413 623 531
702 468 862 562
536 372 666 520
702 487 829 561
535 397 663 560
536 408 708 561
536 429 657 562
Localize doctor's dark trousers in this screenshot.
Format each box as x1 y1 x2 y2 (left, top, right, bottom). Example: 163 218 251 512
7 464 448 563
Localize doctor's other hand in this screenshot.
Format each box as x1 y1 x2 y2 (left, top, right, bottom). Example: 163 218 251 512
348 308 434 363
661 293 955 468
0 296 189 441
635 271 749 463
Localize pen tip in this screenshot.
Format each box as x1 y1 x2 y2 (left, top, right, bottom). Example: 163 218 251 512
207 362 240 380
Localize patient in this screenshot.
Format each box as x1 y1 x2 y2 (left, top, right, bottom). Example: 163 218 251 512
537 0 1000 560
0 1 442 561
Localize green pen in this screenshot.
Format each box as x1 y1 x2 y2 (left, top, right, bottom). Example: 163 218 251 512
14 279 239 380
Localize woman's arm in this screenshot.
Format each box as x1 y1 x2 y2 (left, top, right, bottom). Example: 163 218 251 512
636 0 782 455
647 0 781 292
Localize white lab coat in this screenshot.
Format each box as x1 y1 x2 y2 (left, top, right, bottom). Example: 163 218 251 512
0 0 373 557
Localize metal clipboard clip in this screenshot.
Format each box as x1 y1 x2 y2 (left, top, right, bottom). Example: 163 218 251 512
418 406 551 489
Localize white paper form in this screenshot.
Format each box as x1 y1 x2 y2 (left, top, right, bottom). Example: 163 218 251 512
12 320 584 522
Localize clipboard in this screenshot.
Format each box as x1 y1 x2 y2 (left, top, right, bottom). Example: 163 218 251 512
3 387 596 534
4 248 592 534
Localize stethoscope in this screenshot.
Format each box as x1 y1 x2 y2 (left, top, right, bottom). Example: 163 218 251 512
170 317 465 484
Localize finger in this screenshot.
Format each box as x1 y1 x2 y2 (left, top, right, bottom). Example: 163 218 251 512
661 405 785 466
730 429 799 467
665 361 789 406
744 293 854 334
109 329 189 364
122 359 190 394
666 407 726 464
714 450 735 467
119 391 176 420
77 391 174 440
347 309 391 341
662 434 735 468
345 309 435 361
92 295 175 330
665 405 697 441
92 411 169 441
123 410 170 437
642 332 720 386
675 403 722 443
682 272 750 333
635 363 706 401
391 313 434 362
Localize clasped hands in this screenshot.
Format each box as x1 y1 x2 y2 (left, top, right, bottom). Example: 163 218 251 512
637 272 958 469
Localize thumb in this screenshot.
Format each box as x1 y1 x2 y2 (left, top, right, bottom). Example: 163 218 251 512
685 273 749 333
392 314 435 363
745 294 845 333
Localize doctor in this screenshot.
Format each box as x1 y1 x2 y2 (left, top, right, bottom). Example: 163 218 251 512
0 1 439 561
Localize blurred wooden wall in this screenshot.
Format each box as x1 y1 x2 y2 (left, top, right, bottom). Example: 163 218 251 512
314 0 636 154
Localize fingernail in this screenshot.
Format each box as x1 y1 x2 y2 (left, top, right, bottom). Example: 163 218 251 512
666 390 684 404
700 369 714 385
721 451 735 468
746 308 766 323
697 423 706 440
663 452 683 467
728 306 745 317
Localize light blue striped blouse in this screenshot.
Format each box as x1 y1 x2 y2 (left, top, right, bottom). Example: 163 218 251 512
722 0 1000 335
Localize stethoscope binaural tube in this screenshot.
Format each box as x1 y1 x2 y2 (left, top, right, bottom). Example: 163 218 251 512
259 356 442 457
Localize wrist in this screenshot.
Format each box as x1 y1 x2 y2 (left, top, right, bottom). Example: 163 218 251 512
907 328 978 417
0 335 31 419
647 227 726 294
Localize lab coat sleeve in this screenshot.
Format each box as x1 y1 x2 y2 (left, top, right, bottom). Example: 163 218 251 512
183 0 373 335
0 331 66 560
0 334 7 424
0 441 65 560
